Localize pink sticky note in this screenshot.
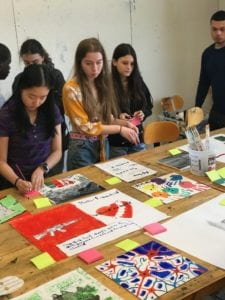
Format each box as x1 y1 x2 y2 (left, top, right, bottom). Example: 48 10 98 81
77 248 103 264
144 223 167 235
24 190 41 199
130 116 141 126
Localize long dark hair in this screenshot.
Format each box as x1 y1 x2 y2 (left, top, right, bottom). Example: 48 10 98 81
112 43 148 114
73 38 116 123
20 39 54 68
8 64 56 138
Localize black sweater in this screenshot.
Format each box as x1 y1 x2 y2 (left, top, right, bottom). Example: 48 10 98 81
195 43 225 113
109 81 153 147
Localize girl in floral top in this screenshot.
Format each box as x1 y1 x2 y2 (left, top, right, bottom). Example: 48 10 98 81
63 38 139 170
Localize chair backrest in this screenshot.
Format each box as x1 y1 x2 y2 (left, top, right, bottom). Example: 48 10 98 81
161 95 184 113
143 121 180 144
186 107 204 128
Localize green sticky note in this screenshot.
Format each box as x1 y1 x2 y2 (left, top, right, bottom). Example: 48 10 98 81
116 239 140 251
31 252 55 269
214 178 225 185
205 170 221 182
33 197 52 209
217 167 225 178
144 198 163 207
1 195 16 206
0 195 26 224
168 148 182 155
105 177 122 185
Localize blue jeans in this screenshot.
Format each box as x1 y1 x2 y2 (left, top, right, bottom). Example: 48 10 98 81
110 143 146 159
67 138 109 170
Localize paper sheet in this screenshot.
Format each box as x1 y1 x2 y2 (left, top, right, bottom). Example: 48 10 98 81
155 193 225 269
96 240 207 300
95 158 156 182
133 173 209 203
57 189 168 256
13 268 121 300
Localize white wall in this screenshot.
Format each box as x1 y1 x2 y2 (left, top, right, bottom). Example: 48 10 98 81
132 0 218 119
0 0 220 120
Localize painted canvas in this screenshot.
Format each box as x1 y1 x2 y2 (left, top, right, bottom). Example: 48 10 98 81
10 203 105 261
57 189 168 256
159 152 190 170
12 267 122 299
133 173 209 203
40 174 104 204
95 158 156 182
96 240 207 300
0 195 26 223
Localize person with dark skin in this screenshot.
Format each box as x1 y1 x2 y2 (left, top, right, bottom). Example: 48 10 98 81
0 43 11 107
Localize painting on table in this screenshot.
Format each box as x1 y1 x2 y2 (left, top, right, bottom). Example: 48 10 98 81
12 267 121 299
10 203 105 261
159 152 190 170
40 174 104 204
133 173 209 203
96 240 207 300
57 189 168 257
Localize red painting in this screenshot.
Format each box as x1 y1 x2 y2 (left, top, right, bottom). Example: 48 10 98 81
10 203 105 260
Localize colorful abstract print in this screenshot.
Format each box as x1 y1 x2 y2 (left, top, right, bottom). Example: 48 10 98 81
96 241 207 299
133 173 209 203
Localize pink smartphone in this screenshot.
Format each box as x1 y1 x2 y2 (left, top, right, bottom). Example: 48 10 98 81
129 116 141 126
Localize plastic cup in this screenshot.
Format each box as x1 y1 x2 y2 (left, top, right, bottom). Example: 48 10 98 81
189 148 216 176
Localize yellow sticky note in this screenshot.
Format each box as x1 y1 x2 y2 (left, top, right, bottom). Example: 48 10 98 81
217 167 225 179
219 198 225 206
205 170 221 182
31 252 55 269
105 177 122 185
33 197 52 209
144 198 163 208
116 239 140 251
168 148 182 155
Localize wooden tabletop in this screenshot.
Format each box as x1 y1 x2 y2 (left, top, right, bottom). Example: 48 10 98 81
1 129 225 300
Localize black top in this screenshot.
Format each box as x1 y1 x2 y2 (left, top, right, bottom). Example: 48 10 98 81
195 43 225 113
109 81 153 147
12 67 69 150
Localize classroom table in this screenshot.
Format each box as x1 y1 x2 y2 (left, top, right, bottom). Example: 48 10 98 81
1 129 225 300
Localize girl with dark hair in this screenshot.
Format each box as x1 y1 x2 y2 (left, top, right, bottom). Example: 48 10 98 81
63 38 139 170
109 43 153 158
0 64 63 193
12 39 67 174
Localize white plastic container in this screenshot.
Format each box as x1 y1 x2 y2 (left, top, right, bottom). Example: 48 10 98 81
189 148 216 176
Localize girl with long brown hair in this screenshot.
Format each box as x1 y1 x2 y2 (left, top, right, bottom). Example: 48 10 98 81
63 38 139 170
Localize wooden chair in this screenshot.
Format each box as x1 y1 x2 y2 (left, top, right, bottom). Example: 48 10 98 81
161 95 184 113
143 121 180 145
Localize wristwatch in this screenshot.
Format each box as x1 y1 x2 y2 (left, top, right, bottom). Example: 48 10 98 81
39 162 50 174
